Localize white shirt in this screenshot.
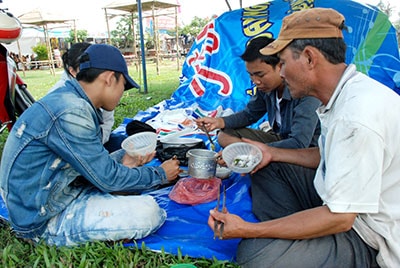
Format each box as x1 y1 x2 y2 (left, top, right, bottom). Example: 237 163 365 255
314 64 400 267
275 93 282 128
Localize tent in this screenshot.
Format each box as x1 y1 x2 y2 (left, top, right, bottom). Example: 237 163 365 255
103 0 181 93
4 27 70 55
3 28 45 55
17 9 76 75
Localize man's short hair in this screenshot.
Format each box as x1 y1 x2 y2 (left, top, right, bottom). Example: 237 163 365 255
241 36 280 67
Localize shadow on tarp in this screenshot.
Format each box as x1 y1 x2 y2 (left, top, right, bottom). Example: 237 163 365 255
126 172 258 262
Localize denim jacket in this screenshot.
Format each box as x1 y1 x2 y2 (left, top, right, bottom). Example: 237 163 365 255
0 79 168 239
223 86 321 148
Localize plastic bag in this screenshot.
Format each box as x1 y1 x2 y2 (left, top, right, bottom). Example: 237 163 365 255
169 177 221 205
156 140 205 166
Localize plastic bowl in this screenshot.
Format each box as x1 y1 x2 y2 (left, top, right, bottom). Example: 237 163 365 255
121 131 158 157
215 166 232 179
222 142 262 174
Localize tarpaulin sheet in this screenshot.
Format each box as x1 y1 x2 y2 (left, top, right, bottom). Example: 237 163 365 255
129 171 258 262
1 0 400 263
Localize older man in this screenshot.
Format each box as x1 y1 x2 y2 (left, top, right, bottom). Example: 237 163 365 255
208 8 400 267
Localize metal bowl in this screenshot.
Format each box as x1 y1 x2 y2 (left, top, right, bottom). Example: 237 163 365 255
186 149 218 179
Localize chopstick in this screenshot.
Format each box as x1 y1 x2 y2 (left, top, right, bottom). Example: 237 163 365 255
213 184 226 239
213 187 221 239
219 185 226 239
201 123 216 151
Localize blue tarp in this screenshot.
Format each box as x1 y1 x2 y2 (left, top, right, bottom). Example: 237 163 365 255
131 170 258 262
1 0 400 263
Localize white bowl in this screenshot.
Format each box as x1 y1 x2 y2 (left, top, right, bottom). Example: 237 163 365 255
216 166 232 179
222 142 262 174
121 131 157 157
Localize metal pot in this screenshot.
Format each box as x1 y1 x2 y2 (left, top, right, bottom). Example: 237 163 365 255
186 149 218 179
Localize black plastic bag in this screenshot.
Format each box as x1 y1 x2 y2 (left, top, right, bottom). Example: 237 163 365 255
156 140 206 166
126 120 156 136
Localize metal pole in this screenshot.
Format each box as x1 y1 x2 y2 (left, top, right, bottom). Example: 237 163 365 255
137 0 148 94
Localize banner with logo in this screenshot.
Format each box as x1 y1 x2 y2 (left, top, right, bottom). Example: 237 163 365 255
167 0 400 116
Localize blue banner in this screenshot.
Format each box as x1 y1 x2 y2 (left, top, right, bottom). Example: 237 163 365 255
170 0 400 115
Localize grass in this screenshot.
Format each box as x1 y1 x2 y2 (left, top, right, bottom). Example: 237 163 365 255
0 60 239 267
19 60 183 128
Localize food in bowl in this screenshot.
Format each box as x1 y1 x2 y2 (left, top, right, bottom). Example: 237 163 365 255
232 155 258 168
222 142 262 174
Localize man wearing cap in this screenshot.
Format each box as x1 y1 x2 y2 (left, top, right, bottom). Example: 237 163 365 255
0 44 181 246
208 8 400 267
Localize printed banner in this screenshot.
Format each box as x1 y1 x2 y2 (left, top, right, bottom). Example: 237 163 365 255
169 0 400 115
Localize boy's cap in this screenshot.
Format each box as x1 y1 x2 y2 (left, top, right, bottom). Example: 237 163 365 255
260 8 345 55
79 44 140 91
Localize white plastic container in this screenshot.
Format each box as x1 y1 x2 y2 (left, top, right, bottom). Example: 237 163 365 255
121 132 157 157
222 142 262 174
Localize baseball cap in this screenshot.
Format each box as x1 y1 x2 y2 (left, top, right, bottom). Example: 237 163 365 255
79 44 140 91
260 8 345 55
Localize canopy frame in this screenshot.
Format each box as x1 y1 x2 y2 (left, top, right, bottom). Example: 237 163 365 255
103 0 181 94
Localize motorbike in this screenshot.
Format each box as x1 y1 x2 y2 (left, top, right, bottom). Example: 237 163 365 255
0 6 35 133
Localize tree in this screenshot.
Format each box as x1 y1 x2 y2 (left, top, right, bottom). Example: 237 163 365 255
377 0 393 17
110 14 134 49
377 0 400 48
164 16 212 53
65 29 88 43
31 43 48 60
178 16 212 36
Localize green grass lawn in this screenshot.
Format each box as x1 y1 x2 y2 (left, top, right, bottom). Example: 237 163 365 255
0 61 239 267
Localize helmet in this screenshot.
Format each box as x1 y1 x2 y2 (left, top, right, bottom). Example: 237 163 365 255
0 9 22 44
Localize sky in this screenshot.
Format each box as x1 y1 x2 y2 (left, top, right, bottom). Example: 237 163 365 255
1 0 398 35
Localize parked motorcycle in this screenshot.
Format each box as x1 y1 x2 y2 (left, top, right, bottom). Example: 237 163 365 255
0 6 35 133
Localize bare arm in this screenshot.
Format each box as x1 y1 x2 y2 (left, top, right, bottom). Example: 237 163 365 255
270 147 320 168
209 206 357 240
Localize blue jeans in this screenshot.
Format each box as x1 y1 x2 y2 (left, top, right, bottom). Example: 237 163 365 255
39 187 166 246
